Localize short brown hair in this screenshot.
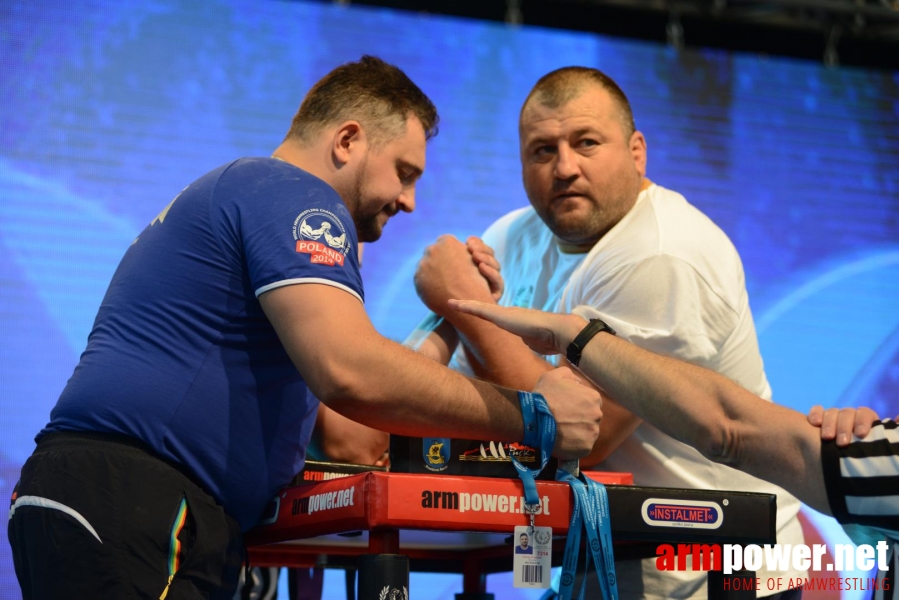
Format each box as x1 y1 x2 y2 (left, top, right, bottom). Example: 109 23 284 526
286 55 438 147
521 67 635 137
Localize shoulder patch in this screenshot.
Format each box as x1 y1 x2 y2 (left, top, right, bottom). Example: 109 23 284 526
293 209 351 267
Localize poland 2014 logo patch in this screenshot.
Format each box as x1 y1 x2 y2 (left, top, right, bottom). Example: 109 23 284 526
293 209 351 267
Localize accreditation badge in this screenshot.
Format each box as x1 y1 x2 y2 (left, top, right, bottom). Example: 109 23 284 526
513 525 552 589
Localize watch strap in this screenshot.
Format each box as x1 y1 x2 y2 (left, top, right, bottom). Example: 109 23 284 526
566 318 616 367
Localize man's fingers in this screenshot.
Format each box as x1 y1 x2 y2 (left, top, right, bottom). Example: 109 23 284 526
820 408 840 440
452 299 516 332
448 300 526 333
807 405 825 426
448 299 494 319
477 263 504 300
835 408 856 446
471 250 501 271
541 365 577 381
470 245 503 300
448 300 565 356
852 407 879 439
466 236 495 257
813 406 880 446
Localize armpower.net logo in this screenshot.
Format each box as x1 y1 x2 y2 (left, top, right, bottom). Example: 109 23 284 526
420 490 551 515
656 542 891 594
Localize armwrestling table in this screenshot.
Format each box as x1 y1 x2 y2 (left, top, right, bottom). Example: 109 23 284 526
245 471 775 600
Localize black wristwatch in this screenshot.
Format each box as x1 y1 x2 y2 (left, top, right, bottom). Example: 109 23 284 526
566 318 616 367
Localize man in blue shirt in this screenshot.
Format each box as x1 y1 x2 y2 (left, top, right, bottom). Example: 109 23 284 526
7 56 603 600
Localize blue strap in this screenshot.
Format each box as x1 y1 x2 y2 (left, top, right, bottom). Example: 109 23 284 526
511 391 616 600
558 477 586 599
512 391 555 508
519 390 541 448
556 470 618 600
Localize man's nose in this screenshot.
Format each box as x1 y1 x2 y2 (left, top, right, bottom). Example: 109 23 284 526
396 189 415 213
553 145 580 180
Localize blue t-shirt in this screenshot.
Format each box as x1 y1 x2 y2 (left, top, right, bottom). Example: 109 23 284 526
42 158 363 530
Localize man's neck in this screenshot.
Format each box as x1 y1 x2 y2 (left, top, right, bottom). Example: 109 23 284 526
270 139 334 187
556 177 652 254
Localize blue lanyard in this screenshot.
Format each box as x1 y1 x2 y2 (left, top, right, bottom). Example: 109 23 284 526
512 392 617 600
556 470 618 600
511 391 555 511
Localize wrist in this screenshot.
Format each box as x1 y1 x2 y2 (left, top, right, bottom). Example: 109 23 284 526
565 317 617 367
559 315 590 354
517 391 555 453
518 391 540 447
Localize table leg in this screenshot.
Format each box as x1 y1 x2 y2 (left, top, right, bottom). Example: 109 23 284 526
369 529 400 554
345 570 356 600
358 530 408 599
454 558 494 600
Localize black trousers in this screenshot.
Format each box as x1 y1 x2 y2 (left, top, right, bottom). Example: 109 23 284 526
8 431 244 600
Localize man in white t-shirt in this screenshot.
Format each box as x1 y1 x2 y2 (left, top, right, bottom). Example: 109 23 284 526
412 66 807 599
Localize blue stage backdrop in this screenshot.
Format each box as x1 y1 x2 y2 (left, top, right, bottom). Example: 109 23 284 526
1 1 897 598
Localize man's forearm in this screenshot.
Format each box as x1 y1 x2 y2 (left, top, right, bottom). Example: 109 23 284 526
414 234 552 387
447 309 644 464
571 327 829 512
403 314 460 365
570 323 770 463
262 284 601 460
316 328 527 443
578 397 643 467
325 333 602 461
261 284 524 443
447 300 829 511
448 309 555 388
315 404 389 464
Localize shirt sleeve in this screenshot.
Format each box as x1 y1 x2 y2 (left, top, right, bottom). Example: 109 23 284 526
570 254 739 366
820 419 899 531
216 161 364 304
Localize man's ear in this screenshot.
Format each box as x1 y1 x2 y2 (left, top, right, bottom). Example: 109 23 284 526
332 121 365 167
630 130 647 178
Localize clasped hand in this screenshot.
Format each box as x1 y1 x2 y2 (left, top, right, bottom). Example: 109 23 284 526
414 235 503 315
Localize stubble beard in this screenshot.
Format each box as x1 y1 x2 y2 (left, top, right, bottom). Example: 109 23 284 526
532 177 641 247
540 203 614 247
348 158 384 243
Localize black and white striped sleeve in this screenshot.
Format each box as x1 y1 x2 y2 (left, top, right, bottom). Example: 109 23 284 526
821 419 899 532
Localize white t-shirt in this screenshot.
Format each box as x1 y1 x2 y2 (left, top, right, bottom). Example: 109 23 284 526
452 183 806 598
